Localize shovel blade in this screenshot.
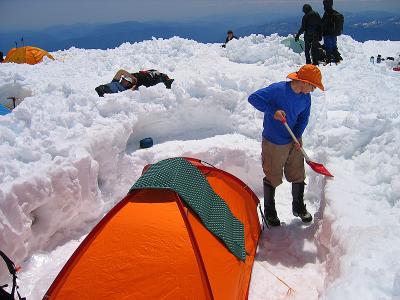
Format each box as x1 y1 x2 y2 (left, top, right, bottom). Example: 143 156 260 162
306 160 334 177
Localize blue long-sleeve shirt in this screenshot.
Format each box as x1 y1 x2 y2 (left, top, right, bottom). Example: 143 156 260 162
248 81 311 145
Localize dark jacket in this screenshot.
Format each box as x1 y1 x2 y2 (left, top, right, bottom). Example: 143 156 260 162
297 10 322 37
225 36 238 44
131 70 170 88
322 9 340 36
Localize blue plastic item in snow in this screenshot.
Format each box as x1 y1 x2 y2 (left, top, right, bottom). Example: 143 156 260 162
0 104 11 116
140 137 153 149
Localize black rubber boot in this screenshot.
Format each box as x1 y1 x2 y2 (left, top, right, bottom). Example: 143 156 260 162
263 179 280 226
164 78 174 89
292 182 312 223
95 86 105 97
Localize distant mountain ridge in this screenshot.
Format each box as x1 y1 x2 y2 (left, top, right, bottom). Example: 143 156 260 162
346 14 400 41
0 11 398 53
0 21 226 52
236 12 400 41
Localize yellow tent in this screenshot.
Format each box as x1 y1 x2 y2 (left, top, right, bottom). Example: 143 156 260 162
3 46 54 65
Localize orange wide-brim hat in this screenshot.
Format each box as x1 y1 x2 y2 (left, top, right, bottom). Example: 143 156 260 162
287 64 324 91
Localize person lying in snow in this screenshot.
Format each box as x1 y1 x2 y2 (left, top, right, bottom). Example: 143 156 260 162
95 69 174 97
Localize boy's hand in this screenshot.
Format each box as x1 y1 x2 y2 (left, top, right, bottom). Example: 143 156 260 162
273 110 286 122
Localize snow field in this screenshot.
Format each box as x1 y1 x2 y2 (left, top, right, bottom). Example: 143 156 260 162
1 34 400 299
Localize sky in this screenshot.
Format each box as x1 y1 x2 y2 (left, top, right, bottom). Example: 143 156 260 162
1 0 400 32
1 34 400 299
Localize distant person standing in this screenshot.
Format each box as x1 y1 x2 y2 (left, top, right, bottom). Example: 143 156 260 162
295 4 322 65
222 30 238 48
322 0 344 64
0 51 3 63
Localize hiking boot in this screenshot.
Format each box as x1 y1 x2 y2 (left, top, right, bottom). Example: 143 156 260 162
264 179 280 227
164 79 174 89
292 182 312 223
293 207 312 222
266 215 281 227
95 86 105 97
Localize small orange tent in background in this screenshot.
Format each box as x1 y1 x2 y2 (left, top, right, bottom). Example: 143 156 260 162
3 46 54 65
44 157 262 300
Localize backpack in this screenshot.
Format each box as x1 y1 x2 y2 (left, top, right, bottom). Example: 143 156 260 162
331 10 344 36
312 42 328 64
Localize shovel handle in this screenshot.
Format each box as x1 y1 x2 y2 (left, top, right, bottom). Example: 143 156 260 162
281 119 311 161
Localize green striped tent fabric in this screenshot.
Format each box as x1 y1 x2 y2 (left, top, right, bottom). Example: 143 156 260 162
130 157 246 261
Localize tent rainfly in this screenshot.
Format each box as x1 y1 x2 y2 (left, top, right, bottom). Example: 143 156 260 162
44 157 262 300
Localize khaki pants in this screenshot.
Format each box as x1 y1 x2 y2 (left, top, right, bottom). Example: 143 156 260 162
261 138 305 188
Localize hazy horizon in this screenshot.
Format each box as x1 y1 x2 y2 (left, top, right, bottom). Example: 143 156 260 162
1 0 399 32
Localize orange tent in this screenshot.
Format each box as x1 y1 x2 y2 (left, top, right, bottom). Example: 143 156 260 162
3 46 54 65
44 157 261 300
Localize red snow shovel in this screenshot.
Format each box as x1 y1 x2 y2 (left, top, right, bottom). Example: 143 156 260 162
282 120 334 178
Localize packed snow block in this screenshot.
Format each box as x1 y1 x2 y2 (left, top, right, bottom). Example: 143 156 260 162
281 37 305 54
